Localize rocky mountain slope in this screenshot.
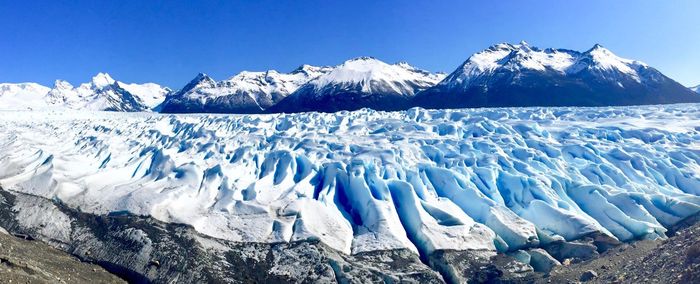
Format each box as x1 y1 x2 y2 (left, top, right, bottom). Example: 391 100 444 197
160 65 332 113
414 42 700 109
2 43 696 113
270 57 445 113
0 73 168 111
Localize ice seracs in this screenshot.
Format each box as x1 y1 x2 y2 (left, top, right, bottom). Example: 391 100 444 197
271 57 445 113
414 42 700 109
160 66 333 113
1 104 699 257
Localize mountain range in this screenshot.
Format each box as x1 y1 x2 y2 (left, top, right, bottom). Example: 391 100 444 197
415 42 699 108
0 73 169 111
159 65 332 113
1 42 698 112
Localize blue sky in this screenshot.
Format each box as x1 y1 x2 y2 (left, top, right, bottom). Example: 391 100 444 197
1 0 699 88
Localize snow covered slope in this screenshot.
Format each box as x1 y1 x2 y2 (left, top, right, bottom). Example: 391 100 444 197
117 82 170 108
691 85 700 94
160 65 332 113
0 73 168 111
1 104 700 257
415 42 700 108
46 73 151 111
272 57 445 113
0 83 51 110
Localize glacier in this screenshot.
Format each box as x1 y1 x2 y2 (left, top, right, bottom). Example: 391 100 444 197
1 104 700 260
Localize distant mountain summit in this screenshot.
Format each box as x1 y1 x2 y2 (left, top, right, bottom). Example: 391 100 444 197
414 42 700 108
0 82 52 110
160 65 332 113
0 73 169 111
1 42 697 113
46 73 146 111
270 57 445 113
691 85 700 94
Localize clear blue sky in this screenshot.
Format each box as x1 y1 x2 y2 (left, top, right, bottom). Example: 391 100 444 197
1 0 699 88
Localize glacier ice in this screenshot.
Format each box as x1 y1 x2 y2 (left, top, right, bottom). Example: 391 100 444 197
1 104 700 257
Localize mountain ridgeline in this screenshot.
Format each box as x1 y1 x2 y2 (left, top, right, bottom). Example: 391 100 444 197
414 42 699 108
1 43 698 112
0 73 170 111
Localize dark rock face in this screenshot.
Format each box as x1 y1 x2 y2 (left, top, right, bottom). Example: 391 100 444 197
159 73 274 114
414 44 700 110
99 83 150 112
160 91 267 114
414 67 700 110
269 84 414 113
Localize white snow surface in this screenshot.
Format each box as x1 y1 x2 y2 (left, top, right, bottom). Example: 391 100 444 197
1 104 700 256
0 83 52 110
117 82 170 108
443 42 649 87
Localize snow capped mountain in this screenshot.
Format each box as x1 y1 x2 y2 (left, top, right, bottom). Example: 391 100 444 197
117 82 170 108
0 73 168 111
1 43 695 113
44 73 150 111
414 42 700 108
271 57 445 113
160 65 332 113
0 82 51 110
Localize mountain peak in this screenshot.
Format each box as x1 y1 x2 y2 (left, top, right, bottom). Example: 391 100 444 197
293 64 315 72
292 64 332 75
345 56 380 63
585 43 612 55
91 72 115 88
53 80 73 90
417 42 699 110
487 42 518 52
190 72 215 84
394 61 417 69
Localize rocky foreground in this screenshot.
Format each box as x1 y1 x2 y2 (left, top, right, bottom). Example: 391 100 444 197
535 214 700 283
0 227 123 283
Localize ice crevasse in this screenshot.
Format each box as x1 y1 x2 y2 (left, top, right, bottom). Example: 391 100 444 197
1 104 700 258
